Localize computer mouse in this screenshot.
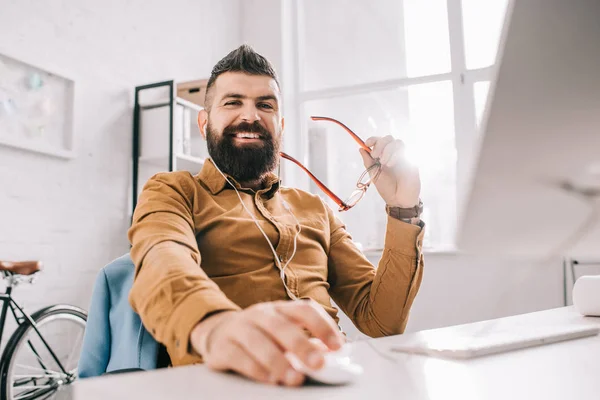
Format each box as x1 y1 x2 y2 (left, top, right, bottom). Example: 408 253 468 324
573 275 600 316
284 343 364 385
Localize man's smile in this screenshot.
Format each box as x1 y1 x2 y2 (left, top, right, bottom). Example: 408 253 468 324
231 132 264 143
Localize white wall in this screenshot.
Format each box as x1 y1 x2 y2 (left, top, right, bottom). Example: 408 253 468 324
401 254 564 331
0 0 241 342
336 253 565 339
240 0 284 78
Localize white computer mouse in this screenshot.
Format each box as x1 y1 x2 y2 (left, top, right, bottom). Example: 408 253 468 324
285 343 363 385
573 275 600 316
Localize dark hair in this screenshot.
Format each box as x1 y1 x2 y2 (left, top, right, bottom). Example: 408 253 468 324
204 44 280 109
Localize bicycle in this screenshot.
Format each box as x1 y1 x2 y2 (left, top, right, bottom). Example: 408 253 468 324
0 260 87 400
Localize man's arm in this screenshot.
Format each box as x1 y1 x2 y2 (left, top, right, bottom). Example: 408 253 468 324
326 132 424 336
128 172 240 365
129 172 346 385
326 205 425 337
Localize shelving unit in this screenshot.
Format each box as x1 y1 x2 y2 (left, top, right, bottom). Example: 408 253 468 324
132 79 209 214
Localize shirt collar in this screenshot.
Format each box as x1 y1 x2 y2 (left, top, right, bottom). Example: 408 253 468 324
198 158 281 197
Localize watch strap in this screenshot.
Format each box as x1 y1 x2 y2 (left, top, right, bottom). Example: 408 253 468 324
385 200 423 219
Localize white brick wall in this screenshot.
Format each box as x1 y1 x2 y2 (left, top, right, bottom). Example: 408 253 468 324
0 0 242 346
334 253 564 341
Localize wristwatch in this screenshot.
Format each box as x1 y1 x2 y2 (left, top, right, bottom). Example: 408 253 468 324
385 200 423 222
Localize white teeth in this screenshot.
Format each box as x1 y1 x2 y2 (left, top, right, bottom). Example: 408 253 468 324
235 133 260 139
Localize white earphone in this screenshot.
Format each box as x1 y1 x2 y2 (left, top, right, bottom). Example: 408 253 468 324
211 161 301 300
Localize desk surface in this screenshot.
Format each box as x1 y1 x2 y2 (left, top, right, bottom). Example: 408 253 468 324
63 307 600 400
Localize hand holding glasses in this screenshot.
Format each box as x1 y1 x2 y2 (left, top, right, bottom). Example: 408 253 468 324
280 116 383 211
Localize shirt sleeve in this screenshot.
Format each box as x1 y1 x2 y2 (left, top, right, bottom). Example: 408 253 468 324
128 172 240 364
325 203 425 337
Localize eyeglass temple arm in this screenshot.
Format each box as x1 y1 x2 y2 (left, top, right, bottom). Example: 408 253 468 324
279 152 349 210
310 116 372 154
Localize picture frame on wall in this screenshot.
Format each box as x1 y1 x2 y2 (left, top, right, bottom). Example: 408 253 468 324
0 52 75 159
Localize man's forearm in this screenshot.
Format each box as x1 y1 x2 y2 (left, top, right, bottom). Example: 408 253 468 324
364 216 424 335
129 243 241 365
362 247 423 336
328 213 425 338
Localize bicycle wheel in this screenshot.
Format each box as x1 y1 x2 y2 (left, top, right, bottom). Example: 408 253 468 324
0 305 87 400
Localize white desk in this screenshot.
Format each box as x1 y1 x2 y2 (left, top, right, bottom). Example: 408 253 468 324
61 307 600 400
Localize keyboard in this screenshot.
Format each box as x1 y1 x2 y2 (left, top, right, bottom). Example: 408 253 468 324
390 322 600 359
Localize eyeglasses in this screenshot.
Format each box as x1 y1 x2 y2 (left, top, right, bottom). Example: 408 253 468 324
280 116 382 211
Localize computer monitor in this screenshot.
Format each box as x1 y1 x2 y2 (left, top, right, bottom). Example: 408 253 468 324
458 0 600 259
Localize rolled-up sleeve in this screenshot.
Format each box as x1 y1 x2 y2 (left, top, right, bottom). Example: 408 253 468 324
128 172 240 365
326 204 425 337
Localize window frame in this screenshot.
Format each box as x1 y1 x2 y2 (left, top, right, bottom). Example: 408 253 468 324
281 0 502 253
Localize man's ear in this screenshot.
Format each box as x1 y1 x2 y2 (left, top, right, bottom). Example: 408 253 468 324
281 117 285 137
197 109 208 140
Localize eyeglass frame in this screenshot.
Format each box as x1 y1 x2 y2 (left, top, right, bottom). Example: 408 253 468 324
280 116 382 212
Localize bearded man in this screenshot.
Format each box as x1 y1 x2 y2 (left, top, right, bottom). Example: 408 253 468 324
128 45 425 387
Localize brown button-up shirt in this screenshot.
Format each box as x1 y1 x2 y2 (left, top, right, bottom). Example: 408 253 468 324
128 159 425 366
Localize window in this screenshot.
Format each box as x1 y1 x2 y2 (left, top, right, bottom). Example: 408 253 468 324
461 0 510 69
284 0 509 251
298 0 451 91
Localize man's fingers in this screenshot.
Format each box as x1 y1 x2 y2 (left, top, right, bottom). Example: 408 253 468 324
253 309 325 371
359 148 377 169
379 139 405 167
370 135 394 159
273 300 344 351
233 324 292 384
200 300 343 387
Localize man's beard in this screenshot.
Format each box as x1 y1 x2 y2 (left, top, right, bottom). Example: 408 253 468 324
206 120 280 183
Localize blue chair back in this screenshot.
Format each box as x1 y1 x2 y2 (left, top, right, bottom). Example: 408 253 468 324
78 254 159 378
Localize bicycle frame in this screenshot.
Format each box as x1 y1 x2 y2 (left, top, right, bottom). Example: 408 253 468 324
0 272 71 377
